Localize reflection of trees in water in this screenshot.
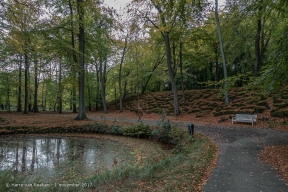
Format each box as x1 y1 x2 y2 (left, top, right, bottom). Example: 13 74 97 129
56 138 61 164
21 143 26 172
0 138 66 173
31 139 36 172
0 137 134 179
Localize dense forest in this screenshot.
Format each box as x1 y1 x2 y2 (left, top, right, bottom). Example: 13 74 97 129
0 0 287 118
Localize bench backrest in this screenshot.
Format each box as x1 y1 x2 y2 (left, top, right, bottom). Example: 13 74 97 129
236 114 257 120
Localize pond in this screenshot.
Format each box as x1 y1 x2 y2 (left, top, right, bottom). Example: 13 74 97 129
0 135 135 185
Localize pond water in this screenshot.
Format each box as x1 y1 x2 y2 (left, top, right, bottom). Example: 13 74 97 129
0 136 134 183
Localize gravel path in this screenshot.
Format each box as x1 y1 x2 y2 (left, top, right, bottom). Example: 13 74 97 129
90 115 288 192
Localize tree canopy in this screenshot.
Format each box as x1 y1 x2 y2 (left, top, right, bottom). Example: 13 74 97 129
0 0 287 117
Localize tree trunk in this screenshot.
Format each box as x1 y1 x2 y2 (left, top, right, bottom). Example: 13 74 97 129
28 73 32 112
17 55 22 112
6 74 10 113
23 53 29 114
152 3 180 116
123 71 130 99
33 59 39 113
141 54 163 94
87 83 92 111
254 18 261 76
72 86 77 113
85 64 91 111
163 32 180 116
172 41 177 77
69 0 78 114
70 91 73 111
179 42 186 102
118 37 128 112
58 58 62 114
214 42 219 82
99 56 108 113
41 79 46 111
95 64 100 110
75 0 87 120
215 0 229 104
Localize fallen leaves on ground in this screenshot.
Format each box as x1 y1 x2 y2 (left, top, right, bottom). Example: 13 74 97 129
259 145 288 183
1 110 288 189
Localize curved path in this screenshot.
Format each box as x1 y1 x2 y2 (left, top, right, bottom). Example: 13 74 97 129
195 124 288 192
90 115 288 191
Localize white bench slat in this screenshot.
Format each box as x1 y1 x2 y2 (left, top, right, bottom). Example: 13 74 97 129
232 114 257 126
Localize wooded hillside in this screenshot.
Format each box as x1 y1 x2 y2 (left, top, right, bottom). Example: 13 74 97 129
107 87 288 118
0 0 287 118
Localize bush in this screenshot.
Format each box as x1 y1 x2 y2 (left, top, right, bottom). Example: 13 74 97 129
90 121 110 134
152 120 185 145
111 124 122 135
168 127 186 145
271 110 288 117
122 123 151 138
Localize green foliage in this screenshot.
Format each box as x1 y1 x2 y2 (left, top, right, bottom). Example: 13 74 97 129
168 127 186 145
122 123 151 138
0 169 12 191
152 119 186 145
90 121 110 134
111 124 122 135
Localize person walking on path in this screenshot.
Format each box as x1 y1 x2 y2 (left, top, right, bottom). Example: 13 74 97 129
137 108 143 122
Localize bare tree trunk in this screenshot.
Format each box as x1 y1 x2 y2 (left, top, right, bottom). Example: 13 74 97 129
255 18 261 76
179 42 186 102
69 0 78 114
99 56 107 113
87 87 91 111
72 85 77 113
163 32 180 115
214 42 219 82
141 54 163 94
123 71 130 99
6 74 10 113
58 58 62 114
41 81 46 111
24 53 29 114
75 0 87 120
33 59 39 112
172 41 177 77
85 63 92 111
95 63 100 110
17 54 22 112
215 0 229 104
118 36 129 112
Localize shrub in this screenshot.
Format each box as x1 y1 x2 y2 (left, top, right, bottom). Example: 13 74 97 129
90 121 110 134
122 123 151 138
168 127 186 145
152 120 185 145
111 124 122 135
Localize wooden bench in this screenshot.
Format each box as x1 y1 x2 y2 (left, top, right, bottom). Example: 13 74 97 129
232 114 257 126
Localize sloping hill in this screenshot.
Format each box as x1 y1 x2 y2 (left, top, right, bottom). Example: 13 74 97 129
107 87 288 118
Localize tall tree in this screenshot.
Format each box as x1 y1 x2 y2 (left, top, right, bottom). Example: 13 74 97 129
131 0 182 115
215 0 229 104
68 0 79 113
118 35 129 112
99 56 108 113
17 54 22 112
75 0 87 120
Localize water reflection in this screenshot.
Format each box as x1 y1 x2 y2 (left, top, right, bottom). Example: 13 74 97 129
0 136 134 180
